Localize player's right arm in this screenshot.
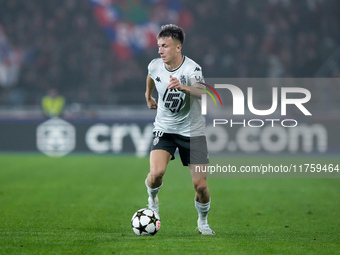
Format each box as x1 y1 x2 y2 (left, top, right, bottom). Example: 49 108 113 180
145 75 157 110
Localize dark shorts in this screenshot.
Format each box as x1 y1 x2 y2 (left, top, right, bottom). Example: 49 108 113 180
151 131 209 166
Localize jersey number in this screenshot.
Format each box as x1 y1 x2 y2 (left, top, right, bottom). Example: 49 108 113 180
163 89 184 113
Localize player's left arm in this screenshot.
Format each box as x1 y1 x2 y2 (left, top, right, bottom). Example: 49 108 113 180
167 75 205 99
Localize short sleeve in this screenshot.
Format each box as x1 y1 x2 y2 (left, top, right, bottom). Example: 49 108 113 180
189 65 205 86
148 59 157 80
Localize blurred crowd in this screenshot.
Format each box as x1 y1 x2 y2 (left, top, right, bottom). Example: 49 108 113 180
0 0 339 108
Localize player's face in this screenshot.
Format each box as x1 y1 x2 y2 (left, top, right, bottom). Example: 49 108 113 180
157 37 181 65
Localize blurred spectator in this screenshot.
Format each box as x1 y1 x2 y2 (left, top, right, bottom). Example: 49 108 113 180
0 0 339 107
41 88 65 117
0 25 24 88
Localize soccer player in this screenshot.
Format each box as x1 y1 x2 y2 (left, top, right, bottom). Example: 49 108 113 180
144 24 215 235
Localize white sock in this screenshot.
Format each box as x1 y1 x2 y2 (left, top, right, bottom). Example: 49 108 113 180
145 178 162 200
195 199 210 225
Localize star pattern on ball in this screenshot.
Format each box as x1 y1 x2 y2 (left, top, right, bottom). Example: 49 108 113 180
150 214 157 224
136 221 148 235
136 211 144 219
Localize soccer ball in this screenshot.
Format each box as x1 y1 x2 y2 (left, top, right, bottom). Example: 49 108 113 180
131 208 161 236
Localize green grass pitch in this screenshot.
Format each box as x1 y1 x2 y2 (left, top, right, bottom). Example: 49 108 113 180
0 154 339 255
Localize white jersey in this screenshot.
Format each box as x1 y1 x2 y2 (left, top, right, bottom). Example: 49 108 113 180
148 56 206 137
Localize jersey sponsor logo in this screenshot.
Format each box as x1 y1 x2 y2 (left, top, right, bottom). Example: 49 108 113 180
162 88 184 113
194 67 201 71
155 76 161 82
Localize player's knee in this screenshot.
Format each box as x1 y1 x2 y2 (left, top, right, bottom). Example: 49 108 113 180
193 180 208 195
149 167 165 181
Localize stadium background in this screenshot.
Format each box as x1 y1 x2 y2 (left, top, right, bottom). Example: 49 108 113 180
1 1 340 254
0 0 339 156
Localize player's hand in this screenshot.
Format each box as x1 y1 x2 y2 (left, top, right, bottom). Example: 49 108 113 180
167 75 182 90
146 97 157 110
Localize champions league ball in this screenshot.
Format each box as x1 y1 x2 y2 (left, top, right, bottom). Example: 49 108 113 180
131 208 161 236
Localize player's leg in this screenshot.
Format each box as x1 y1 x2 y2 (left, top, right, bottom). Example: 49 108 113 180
190 166 210 203
145 149 172 215
177 134 215 235
190 165 214 234
147 149 172 188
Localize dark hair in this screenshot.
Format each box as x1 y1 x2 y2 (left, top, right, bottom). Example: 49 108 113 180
157 24 185 45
